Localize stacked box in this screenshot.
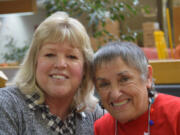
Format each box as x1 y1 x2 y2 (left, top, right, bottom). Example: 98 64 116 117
143 22 159 47
91 18 120 51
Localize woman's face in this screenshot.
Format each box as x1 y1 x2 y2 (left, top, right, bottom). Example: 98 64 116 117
36 41 84 102
95 57 152 123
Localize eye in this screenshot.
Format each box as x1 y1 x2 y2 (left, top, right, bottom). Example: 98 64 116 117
67 55 78 59
118 76 130 85
119 76 129 83
45 53 55 57
96 81 110 90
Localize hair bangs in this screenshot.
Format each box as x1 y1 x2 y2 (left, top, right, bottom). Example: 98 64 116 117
41 23 84 50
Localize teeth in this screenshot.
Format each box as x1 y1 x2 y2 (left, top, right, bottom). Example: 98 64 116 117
113 99 129 106
52 75 66 80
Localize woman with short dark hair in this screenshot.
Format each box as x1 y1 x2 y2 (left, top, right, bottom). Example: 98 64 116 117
93 41 180 135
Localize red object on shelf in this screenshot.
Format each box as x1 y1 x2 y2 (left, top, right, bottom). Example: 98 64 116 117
141 47 174 60
175 45 180 59
141 48 158 60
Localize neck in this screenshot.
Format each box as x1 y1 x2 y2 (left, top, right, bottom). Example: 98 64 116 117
45 96 74 120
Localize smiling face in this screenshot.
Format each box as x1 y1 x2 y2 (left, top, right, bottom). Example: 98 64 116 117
95 57 152 123
36 41 84 103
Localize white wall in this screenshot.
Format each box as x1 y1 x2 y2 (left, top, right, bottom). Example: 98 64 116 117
0 7 47 63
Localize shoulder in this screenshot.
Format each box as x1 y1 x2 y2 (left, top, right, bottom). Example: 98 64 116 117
0 85 23 96
75 104 105 135
154 93 180 118
156 93 180 107
0 86 26 115
94 113 113 126
0 86 27 134
94 113 115 134
0 86 25 105
153 93 180 134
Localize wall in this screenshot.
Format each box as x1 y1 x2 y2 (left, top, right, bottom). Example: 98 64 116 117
120 0 157 33
0 7 47 63
0 0 173 60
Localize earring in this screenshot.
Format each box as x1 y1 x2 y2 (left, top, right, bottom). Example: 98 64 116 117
147 88 155 98
99 101 105 109
99 101 106 115
148 88 155 104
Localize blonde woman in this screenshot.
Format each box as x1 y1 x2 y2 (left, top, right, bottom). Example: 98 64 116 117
0 12 103 135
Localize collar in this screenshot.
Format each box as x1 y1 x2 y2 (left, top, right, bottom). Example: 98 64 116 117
25 92 43 111
25 92 78 134
25 92 86 117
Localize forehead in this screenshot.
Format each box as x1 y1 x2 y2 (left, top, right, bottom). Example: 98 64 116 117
95 58 126 75
41 41 81 51
96 57 126 70
95 57 139 78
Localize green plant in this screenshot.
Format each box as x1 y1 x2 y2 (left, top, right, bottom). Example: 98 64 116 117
3 37 29 64
44 0 148 46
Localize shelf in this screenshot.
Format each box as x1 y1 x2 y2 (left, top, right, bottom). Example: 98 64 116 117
149 59 180 84
0 0 37 14
0 59 180 85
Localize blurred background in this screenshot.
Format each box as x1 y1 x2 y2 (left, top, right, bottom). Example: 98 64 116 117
0 0 180 96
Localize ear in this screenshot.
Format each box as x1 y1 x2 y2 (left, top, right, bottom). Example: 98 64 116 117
146 65 153 89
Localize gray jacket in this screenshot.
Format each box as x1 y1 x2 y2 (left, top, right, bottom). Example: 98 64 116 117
0 86 104 135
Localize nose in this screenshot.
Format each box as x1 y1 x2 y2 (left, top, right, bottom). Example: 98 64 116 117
54 55 67 69
109 83 123 99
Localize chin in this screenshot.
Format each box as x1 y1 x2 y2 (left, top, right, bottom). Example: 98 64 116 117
111 111 132 123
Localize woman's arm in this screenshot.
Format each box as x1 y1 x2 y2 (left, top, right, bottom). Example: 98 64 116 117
0 88 20 135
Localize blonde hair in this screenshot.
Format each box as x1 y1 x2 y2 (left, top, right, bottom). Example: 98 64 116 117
13 11 98 112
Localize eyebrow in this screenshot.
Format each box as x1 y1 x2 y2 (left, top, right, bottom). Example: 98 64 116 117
41 45 56 50
95 77 107 82
117 71 129 76
96 71 129 81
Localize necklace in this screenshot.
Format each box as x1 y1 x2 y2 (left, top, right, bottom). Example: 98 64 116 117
115 97 155 135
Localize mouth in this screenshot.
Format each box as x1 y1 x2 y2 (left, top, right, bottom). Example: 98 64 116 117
110 99 130 107
50 74 69 80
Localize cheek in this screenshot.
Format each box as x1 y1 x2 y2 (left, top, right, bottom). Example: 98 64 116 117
71 62 84 79
131 84 149 108
36 58 52 75
98 91 108 103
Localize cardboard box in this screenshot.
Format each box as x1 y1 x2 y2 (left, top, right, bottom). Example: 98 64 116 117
142 22 159 30
173 7 180 46
0 70 8 88
143 22 159 47
91 18 120 51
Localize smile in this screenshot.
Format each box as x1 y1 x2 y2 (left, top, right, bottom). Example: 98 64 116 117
111 99 129 107
51 75 68 80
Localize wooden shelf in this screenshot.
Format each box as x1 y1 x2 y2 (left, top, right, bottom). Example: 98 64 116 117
0 66 19 69
0 0 37 14
149 59 180 84
0 60 180 85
